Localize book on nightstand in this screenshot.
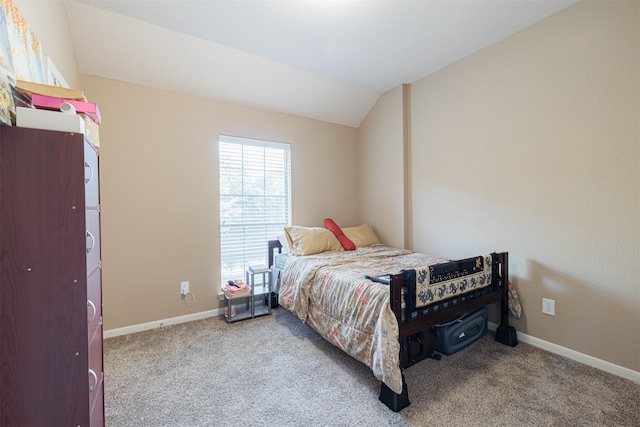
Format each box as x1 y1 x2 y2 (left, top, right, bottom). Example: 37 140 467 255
221 285 251 299
248 264 269 274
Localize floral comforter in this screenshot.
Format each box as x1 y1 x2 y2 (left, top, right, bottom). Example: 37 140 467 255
279 244 448 395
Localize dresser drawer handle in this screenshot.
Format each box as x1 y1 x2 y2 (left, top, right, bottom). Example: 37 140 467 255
84 161 94 184
87 300 96 323
86 231 95 254
88 369 98 392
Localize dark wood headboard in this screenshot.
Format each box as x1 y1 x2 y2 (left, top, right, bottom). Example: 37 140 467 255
268 240 283 268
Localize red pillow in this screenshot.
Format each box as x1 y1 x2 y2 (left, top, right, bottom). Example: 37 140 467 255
324 218 356 251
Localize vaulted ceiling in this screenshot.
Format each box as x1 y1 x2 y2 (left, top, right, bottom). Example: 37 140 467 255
65 0 578 127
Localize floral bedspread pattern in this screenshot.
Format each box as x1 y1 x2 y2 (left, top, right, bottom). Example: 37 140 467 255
279 244 447 395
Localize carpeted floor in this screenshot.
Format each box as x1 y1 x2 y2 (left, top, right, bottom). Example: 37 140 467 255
104 309 640 426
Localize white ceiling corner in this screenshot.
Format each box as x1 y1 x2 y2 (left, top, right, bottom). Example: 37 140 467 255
64 0 579 128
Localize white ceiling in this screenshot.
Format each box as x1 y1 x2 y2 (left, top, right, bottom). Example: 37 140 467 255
64 0 578 127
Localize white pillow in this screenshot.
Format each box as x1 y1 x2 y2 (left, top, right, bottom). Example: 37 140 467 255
278 234 292 254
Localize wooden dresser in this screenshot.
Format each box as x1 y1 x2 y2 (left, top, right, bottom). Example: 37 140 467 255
0 126 104 426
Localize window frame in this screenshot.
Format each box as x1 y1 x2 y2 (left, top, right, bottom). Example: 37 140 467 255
218 135 291 284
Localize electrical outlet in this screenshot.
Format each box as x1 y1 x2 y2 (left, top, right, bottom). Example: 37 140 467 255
180 281 189 296
542 298 555 316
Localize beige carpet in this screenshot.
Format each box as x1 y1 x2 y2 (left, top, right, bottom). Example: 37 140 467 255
104 309 639 426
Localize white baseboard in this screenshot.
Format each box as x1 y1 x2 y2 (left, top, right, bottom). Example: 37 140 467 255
103 309 223 339
105 314 638 384
488 322 639 384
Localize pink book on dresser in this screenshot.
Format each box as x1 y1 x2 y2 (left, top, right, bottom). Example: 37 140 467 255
31 93 102 125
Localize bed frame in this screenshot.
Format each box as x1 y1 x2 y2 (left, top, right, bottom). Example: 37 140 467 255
267 240 518 411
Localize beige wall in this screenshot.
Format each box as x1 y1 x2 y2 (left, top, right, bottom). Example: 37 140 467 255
14 0 80 89
407 0 639 372
356 86 405 248
79 76 358 330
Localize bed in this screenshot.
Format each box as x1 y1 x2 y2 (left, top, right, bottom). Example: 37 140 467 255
267 224 518 411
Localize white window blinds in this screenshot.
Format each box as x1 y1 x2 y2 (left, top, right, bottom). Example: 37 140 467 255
219 135 291 283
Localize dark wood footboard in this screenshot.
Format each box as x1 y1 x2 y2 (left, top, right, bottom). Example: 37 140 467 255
381 251 517 411
390 251 512 367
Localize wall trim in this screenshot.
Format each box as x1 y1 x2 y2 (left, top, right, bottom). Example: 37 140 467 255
103 309 222 339
105 314 638 384
402 83 413 251
488 322 639 384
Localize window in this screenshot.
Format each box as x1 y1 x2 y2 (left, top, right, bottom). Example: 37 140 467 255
219 135 291 283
